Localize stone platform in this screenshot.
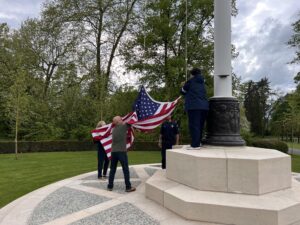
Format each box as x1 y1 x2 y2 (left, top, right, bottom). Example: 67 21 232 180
1 151 300 225
167 146 291 195
0 164 224 225
145 145 300 225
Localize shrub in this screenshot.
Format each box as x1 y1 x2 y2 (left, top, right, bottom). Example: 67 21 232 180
130 142 160 151
251 139 289 153
70 125 92 141
0 140 95 153
241 130 254 146
0 141 160 153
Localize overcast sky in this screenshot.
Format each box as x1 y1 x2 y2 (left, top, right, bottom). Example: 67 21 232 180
0 0 299 93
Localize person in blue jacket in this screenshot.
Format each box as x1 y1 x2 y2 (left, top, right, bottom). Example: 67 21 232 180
158 115 179 169
180 68 209 149
95 121 110 179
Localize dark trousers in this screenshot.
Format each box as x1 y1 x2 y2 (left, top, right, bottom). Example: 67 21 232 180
108 152 131 190
161 143 172 169
187 109 208 147
97 142 109 177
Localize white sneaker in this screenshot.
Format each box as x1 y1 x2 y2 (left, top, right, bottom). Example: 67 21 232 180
186 146 201 150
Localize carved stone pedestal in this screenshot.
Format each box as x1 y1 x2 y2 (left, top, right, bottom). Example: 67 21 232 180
206 97 245 146
145 146 300 225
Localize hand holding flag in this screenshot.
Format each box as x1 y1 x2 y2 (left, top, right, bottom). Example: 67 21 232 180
91 86 181 158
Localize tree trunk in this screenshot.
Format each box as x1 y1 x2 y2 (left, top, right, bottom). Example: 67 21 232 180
96 11 103 100
15 99 19 160
43 64 57 98
96 2 104 120
105 0 137 91
163 6 171 98
164 38 169 96
97 17 103 120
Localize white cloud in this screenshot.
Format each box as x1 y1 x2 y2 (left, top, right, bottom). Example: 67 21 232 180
0 0 43 28
0 12 18 20
232 0 300 93
0 0 299 93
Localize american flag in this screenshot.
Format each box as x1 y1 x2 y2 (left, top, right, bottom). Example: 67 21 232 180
91 86 180 158
131 86 181 131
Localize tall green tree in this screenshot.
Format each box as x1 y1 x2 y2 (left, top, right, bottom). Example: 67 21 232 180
5 71 30 159
244 77 273 136
42 0 138 119
279 13 300 142
17 17 79 98
0 23 14 138
122 0 217 99
288 14 300 65
0 0 242 142
4 18 77 140
270 92 300 142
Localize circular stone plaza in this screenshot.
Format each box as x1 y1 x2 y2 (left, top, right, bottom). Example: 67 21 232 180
0 162 216 225
1 146 300 225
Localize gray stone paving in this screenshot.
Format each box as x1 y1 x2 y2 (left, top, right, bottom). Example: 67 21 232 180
144 167 159 177
1 161 298 225
289 148 300 156
82 180 142 193
70 202 159 225
28 187 110 225
82 167 139 180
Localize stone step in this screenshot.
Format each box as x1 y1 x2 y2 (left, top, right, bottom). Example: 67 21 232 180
146 170 300 225
166 146 291 195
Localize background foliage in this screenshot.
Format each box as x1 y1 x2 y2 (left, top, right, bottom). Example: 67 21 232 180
0 1 299 145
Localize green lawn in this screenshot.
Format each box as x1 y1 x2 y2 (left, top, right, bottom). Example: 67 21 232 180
286 142 300 149
292 155 300 173
0 151 160 209
1 151 300 209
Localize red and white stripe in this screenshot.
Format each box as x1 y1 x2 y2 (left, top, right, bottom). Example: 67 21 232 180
91 97 180 158
91 112 136 158
131 97 180 131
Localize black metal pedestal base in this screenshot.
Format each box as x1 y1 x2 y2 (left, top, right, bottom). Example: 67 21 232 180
205 97 245 146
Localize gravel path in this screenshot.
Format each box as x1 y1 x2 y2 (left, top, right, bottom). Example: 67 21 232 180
70 202 159 225
28 187 110 225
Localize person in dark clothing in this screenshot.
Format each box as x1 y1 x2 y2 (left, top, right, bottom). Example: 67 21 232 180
107 116 136 192
95 121 109 179
158 115 179 169
180 68 209 149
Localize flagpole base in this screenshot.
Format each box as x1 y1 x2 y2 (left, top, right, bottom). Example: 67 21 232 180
205 97 245 146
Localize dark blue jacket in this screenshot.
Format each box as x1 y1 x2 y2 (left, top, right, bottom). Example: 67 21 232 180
180 75 209 111
160 121 179 145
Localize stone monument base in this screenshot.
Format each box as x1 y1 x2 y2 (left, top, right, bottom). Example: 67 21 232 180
145 145 300 225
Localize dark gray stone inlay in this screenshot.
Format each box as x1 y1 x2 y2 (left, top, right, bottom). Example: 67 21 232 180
144 167 159 177
70 202 159 225
296 177 300 182
28 187 110 225
82 168 139 180
82 180 142 193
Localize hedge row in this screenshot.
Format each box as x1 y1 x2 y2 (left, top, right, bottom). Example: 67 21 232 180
0 139 289 154
0 141 160 154
250 139 289 153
